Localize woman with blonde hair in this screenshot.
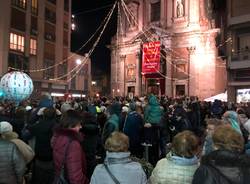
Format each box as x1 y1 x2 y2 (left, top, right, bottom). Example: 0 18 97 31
149 130 199 184
192 125 250 184
90 132 147 184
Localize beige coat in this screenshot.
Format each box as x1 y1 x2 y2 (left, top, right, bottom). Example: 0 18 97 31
1 131 35 163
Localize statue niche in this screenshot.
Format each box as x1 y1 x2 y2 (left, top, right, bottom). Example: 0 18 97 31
176 0 184 18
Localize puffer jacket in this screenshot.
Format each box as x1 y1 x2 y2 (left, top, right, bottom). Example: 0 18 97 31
51 128 88 184
144 95 163 124
149 152 198 184
90 152 147 184
192 150 250 184
0 139 26 184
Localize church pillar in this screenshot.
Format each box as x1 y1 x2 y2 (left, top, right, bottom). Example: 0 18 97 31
135 52 141 96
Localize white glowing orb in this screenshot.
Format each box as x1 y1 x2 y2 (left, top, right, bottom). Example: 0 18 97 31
0 71 34 103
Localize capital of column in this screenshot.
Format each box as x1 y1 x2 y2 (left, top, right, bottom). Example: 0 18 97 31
120 55 126 60
187 46 196 54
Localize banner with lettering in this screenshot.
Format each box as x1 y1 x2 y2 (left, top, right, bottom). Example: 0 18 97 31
142 41 160 74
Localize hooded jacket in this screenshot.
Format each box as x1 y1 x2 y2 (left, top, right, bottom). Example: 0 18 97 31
192 150 250 184
144 95 163 124
102 102 121 143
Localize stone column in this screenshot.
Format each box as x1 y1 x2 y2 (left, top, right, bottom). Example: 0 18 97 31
227 86 236 103
165 54 172 96
135 52 141 96
120 55 126 96
166 0 173 28
187 46 196 96
189 0 200 27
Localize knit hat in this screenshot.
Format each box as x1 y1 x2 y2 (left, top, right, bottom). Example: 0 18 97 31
0 121 13 134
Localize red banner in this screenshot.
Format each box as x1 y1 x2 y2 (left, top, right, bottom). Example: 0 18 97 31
142 41 160 74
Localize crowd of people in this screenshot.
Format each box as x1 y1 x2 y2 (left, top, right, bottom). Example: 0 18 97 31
0 93 250 184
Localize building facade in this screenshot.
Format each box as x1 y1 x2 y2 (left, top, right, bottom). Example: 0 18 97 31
68 52 91 96
226 0 250 103
110 0 227 99
0 0 76 98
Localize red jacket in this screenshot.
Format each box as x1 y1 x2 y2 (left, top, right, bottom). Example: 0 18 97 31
51 128 89 184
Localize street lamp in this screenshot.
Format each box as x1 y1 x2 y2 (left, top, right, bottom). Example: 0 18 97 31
76 59 82 65
71 23 76 30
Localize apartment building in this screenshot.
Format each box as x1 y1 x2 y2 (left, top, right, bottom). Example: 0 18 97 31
0 0 75 97
226 0 250 102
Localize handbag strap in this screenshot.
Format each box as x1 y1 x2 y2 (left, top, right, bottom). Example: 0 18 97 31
104 164 120 184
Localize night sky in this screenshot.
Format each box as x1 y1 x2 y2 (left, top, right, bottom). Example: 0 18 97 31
71 0 117 78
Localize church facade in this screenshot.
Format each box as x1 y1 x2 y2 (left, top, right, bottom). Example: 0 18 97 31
109 0 226 99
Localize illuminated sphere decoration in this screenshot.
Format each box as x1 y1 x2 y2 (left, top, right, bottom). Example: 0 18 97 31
0 71 34 103
0 88 5 99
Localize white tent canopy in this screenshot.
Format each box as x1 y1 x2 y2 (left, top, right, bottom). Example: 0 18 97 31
204 91 227 102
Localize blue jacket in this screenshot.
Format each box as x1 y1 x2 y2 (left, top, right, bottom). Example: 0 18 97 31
90 152 147 184
123 111 144 148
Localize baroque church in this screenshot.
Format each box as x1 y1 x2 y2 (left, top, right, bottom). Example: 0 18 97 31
109 0 227 99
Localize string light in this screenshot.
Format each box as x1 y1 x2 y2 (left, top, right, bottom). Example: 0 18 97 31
120 0 227 80
49 1 117 82
66 1 118 83
8 2 115 74
120 0 193 78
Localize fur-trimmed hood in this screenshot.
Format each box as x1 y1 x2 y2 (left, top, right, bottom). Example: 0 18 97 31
201 150 250 167
1 131 18 141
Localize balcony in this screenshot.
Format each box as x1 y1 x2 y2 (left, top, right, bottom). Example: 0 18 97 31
229 50 250 69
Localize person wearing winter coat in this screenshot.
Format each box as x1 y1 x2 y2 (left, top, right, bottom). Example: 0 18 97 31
202 118 223 156
90 132 147 184
51 110 88 184
0 121 34 164
0 136 26 184
192 125 250 184
81 111 100 179
149 131 199 184
123 102 144 158
102 102 121 144
29 107 58 184
143 94 164 165
144 94 163 125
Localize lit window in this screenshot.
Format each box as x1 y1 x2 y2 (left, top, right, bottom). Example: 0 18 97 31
31 0 38 14
9 33 25 52
30 38 37 55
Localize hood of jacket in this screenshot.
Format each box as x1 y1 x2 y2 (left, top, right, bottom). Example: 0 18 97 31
105 151 131 164
148 95 159 106
201 150 250 167
167 152 198 166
